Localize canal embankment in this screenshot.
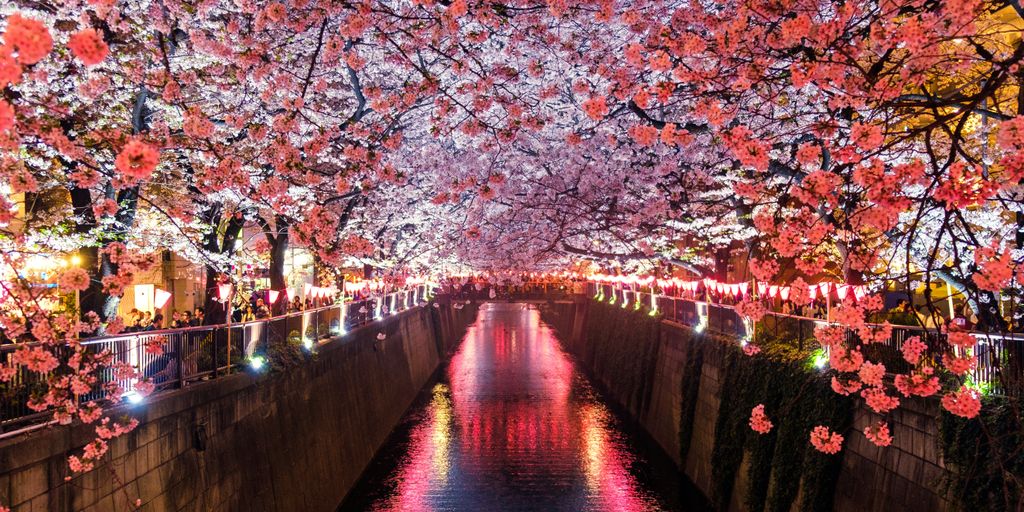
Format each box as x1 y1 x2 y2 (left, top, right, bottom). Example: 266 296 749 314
0 300 478 512
540 298 948 512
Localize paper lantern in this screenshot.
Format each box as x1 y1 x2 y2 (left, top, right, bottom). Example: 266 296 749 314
808 287 818 300
286 287 295 301
304 283 313 297
818 282 832 295
853 285 867 301
779 286 791 301
217 283 232 301
268 290 280 304
154 288 172 309
739 282 749 296
768 285 779 298
836 285 850 300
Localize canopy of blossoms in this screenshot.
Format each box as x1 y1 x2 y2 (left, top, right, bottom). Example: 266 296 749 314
2 0 1024 500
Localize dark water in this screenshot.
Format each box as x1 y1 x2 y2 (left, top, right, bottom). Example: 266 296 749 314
339 303 708 512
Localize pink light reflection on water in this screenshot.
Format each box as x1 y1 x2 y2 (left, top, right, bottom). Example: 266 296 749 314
367 303 666 512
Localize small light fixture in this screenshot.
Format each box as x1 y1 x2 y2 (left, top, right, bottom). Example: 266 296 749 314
812 350 828 370
122 391 144 405
249 355 267 371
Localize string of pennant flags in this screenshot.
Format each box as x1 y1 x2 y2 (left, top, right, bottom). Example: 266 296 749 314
589 274 870 303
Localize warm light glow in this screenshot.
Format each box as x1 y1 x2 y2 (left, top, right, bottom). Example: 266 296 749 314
154 288 172 309
218 283 232 301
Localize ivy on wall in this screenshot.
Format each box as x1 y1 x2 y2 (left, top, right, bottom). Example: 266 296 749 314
578 301 851 512
939 395 1024 511
705 338 851 512
578 300 662 415
678 338 705 464
548 297 1024 512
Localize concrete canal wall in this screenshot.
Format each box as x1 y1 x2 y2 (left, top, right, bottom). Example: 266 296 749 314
0 301 479 512
542 298 947 512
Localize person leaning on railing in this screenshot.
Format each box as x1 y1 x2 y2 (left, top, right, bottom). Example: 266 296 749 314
240 305 256 322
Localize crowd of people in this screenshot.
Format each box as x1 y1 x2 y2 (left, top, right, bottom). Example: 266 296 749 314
122 287 345 332
123 307 208 332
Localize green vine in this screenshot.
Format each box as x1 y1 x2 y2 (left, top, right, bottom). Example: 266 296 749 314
573 300 662 415
939 395 1024 511
675 319 851 507
553 297 1024 512
678 337 705 463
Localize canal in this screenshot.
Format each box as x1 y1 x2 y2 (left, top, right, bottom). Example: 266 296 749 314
339 303 709 512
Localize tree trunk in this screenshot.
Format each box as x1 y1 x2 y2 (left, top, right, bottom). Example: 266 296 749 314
266 215 290 315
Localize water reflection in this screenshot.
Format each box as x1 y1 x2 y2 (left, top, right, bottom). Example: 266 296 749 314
340 303 701 512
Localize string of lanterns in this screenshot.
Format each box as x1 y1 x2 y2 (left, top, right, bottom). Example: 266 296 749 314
589 274 869 303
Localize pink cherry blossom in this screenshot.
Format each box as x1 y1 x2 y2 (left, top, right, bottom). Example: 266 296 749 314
810 426 844 454
864 421 893 447
941 386 982 419
749 404 773 434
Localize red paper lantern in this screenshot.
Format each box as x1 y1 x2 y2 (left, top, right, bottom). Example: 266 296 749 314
154 288 172 309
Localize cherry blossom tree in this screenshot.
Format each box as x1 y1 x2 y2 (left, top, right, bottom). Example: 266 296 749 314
5 0 1024 508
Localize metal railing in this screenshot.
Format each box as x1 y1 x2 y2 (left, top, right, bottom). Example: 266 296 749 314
0 285 431 435
588 282 1024 396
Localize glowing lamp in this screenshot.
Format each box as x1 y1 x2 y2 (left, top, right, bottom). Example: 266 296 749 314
154 288 172 309
813 350 829 370
268 290 280 304
122 391 144 405
249 355 266 371
217 283 232 301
